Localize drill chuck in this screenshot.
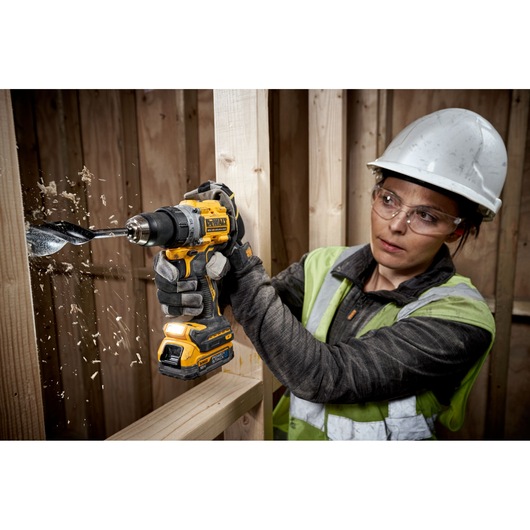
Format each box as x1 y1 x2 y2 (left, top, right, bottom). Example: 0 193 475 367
126 206 200 248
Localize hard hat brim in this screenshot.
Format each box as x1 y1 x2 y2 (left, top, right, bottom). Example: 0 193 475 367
367 160 501 221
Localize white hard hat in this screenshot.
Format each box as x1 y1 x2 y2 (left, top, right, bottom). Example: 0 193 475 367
367 108 508 221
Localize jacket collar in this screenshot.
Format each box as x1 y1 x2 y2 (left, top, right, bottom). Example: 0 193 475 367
332 243 456 306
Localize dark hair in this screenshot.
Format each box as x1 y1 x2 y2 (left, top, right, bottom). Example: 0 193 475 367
378 170 483 256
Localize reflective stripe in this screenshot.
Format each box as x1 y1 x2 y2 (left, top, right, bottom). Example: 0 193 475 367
305 246 362 334
327 415 388 441
388 395 417 418
397 283 485 321
384 414 435 441
290 394 325 431
292 394 436 441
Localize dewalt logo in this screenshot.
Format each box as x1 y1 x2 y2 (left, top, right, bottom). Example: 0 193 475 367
205 217 228 233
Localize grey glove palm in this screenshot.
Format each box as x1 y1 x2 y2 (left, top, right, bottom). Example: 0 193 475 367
154 251 203 317
153 251 231 317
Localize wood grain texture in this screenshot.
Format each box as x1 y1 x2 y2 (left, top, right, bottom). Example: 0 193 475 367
107 372 263 440
213 89 273 439
486 90 529 439
0 90 45 439
308 90 347 250
346 89 380 246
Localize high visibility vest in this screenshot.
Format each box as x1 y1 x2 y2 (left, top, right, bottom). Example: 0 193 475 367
272 246 496 441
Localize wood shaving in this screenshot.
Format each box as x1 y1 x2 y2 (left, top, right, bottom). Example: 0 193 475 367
61 191 80 207
37 180 57 196
78 165 94 184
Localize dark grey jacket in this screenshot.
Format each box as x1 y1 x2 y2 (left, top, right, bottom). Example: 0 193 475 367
227 243 492 406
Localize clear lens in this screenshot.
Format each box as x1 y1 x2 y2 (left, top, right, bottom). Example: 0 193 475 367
371 186 462 235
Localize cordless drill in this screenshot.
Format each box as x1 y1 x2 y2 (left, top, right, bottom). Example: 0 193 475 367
126 199 237 380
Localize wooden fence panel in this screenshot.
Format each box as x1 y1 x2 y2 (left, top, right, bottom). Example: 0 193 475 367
77 90 148 435
486 90 529 439
136 89 195 409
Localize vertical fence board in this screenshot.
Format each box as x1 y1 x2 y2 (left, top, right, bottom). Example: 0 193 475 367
308 90 347 249
213 89 273 440
78 90 144 435
24 90 106 439
346 89 380 246
135 89 205 409
0 90 45 439
486 89 530 439
12 90 68 438
270 90 309 274
197 89 216 180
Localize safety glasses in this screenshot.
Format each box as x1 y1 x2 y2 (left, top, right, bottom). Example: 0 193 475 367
371 185 463 236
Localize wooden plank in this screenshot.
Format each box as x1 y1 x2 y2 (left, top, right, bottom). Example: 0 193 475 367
197 89 216 180
346 89 380 246
270 90 309 273
31 89 107 440
107 373 263 440
79 89 150 436
136 89 204 410
119 89 153 420
308 89 347 249
486 89 530 439
213 89 273 440
11 89 68 438
0 90 45 439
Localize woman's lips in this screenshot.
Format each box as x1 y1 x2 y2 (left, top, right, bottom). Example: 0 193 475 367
379 238 404 253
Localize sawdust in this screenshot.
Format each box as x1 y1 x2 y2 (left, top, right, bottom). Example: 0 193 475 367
60 190 81 207
70 304 83 314
37 180 57 197
78 165 94 184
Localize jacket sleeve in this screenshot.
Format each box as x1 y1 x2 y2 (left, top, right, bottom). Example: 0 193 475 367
227 256 491 404
269 255 307 322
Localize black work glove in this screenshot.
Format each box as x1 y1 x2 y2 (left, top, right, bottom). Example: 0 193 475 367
228 241 256 274
153 250 232 317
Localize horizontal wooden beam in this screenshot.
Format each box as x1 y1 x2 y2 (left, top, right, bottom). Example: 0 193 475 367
486 298 530 318
107 372 263 440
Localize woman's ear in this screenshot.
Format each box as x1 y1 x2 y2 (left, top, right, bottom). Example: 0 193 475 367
446 227 464 243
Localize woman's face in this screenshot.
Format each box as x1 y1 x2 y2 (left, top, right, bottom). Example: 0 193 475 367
370 176 461 284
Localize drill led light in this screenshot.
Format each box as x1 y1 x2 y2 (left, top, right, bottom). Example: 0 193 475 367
164 322 187 338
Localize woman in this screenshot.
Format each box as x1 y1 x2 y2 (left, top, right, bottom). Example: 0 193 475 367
154 108 507 440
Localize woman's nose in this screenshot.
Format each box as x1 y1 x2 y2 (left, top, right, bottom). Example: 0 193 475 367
388 210 410 233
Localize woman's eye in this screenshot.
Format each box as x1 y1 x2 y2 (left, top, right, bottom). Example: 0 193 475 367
382 194 397 207
416 209 439 223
